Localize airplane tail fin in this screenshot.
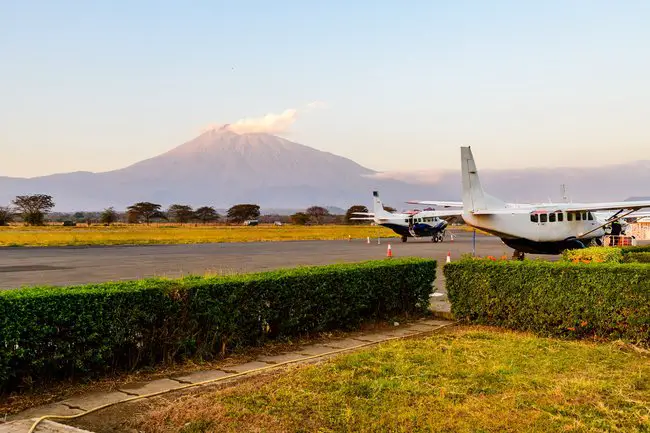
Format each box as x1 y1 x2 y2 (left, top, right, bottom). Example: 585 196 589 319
372 191 393 217
461 147 505 212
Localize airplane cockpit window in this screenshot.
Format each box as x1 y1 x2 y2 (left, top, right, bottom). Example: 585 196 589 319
549 213 556 222
558 212 564 222
587 212 594 221
568 212 573 221
540 214 548 223
582 212 587 220
530 214 538 223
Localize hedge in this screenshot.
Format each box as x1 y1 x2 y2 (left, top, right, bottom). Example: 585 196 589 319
623 252 650 263
0 258 435 393
445 259 649 347
561 246 623 263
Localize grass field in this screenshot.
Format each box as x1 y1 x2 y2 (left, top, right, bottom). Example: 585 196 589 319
114 326 649 433
0 224 400 247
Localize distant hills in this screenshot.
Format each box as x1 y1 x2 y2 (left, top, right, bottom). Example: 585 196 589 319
0 130 648 211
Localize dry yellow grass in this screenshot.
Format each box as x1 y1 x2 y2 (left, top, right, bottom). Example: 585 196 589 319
0 224 399 247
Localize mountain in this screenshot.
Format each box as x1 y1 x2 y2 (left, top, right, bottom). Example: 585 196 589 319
0 130 448 211
1 130 648 211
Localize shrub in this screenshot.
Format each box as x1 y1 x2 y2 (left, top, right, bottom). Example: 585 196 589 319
623 252 650 263
621 245 650 254
561 246 623 263
444 260 649 347
0 258 435 393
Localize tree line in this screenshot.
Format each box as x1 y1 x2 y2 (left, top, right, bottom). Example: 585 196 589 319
0 194 393 226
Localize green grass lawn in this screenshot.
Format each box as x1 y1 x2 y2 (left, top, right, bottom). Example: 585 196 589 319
124 326 650 433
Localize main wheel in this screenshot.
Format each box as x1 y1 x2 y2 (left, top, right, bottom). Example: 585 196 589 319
401 235 408 243
512 250 525 261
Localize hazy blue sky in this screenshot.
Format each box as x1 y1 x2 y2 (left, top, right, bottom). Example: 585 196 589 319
2 0 649 177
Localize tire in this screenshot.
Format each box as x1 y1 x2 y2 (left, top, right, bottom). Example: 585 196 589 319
401 235 408 243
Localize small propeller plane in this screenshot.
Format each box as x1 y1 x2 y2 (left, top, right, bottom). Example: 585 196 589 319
350 191 462 242
407 146 650 258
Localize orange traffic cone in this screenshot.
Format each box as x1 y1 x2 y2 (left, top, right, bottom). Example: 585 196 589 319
387 244 393 258
367 236 370 244
446 251 451 263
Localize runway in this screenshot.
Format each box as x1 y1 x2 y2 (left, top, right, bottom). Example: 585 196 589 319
0 231 528 290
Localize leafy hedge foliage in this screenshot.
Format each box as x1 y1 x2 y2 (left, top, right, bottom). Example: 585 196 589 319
623 252 650 263
561 247 623 263
445 259 649 347
621 245 650 254
0 258 435 393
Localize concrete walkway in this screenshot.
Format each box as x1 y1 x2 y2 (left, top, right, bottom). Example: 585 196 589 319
1 318 454 433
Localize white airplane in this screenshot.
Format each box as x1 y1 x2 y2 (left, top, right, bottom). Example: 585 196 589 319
351 191 462 242
408 147 650 258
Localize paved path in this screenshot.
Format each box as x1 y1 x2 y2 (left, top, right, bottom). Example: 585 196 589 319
2 318 454 432
0 232 524 290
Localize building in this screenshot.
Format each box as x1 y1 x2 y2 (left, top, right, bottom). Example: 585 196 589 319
629 217 650 240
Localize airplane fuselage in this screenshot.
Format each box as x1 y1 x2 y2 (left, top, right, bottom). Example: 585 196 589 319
463 209 606 254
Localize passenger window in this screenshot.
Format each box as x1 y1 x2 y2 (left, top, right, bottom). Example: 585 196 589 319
567 212 573 221
582 212 587 220
576 213 581 221
540 214 547 223
588 212 594 221
558 213 564 222
405 219 409 223
530 214 538 223
549 213 556 222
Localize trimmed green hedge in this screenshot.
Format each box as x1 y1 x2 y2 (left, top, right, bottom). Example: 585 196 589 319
622 245 650 254
0 258 435 393
623 252 650 263
562 247 623 263
445 260 649 347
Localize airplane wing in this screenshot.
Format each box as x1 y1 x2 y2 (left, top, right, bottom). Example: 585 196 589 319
562 200 650 212
350 212 375 216
428 210 464 217
405 200 463 208
348 217 376 221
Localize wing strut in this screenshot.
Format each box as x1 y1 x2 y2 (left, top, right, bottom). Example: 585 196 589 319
577 209 638 239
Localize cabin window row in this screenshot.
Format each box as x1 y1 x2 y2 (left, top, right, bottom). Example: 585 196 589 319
405 217 437 223
530 211 594 223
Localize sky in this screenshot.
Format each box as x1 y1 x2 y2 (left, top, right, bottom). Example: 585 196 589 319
1 0 649 178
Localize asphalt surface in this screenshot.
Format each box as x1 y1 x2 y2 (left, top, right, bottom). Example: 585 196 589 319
0 232 548 291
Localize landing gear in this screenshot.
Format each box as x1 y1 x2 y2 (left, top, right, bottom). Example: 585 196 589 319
401 235 408 243
512 250 525 261
431 233 443 243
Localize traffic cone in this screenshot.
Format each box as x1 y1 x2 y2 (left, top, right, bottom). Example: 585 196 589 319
446 251 451 263
387 244 393 258
348 235 351 242
367 236 370 244
450 233 455 242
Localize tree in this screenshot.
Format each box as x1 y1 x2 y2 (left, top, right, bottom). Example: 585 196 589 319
345 205 369 225
194 206 220 224
167 204 194 223
126 202 164 225
0 206 15 226
306 206 330 224
100 207 118 225
12 194 55 226
383 205 397 213
227 204 260 223
291 212 310 225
